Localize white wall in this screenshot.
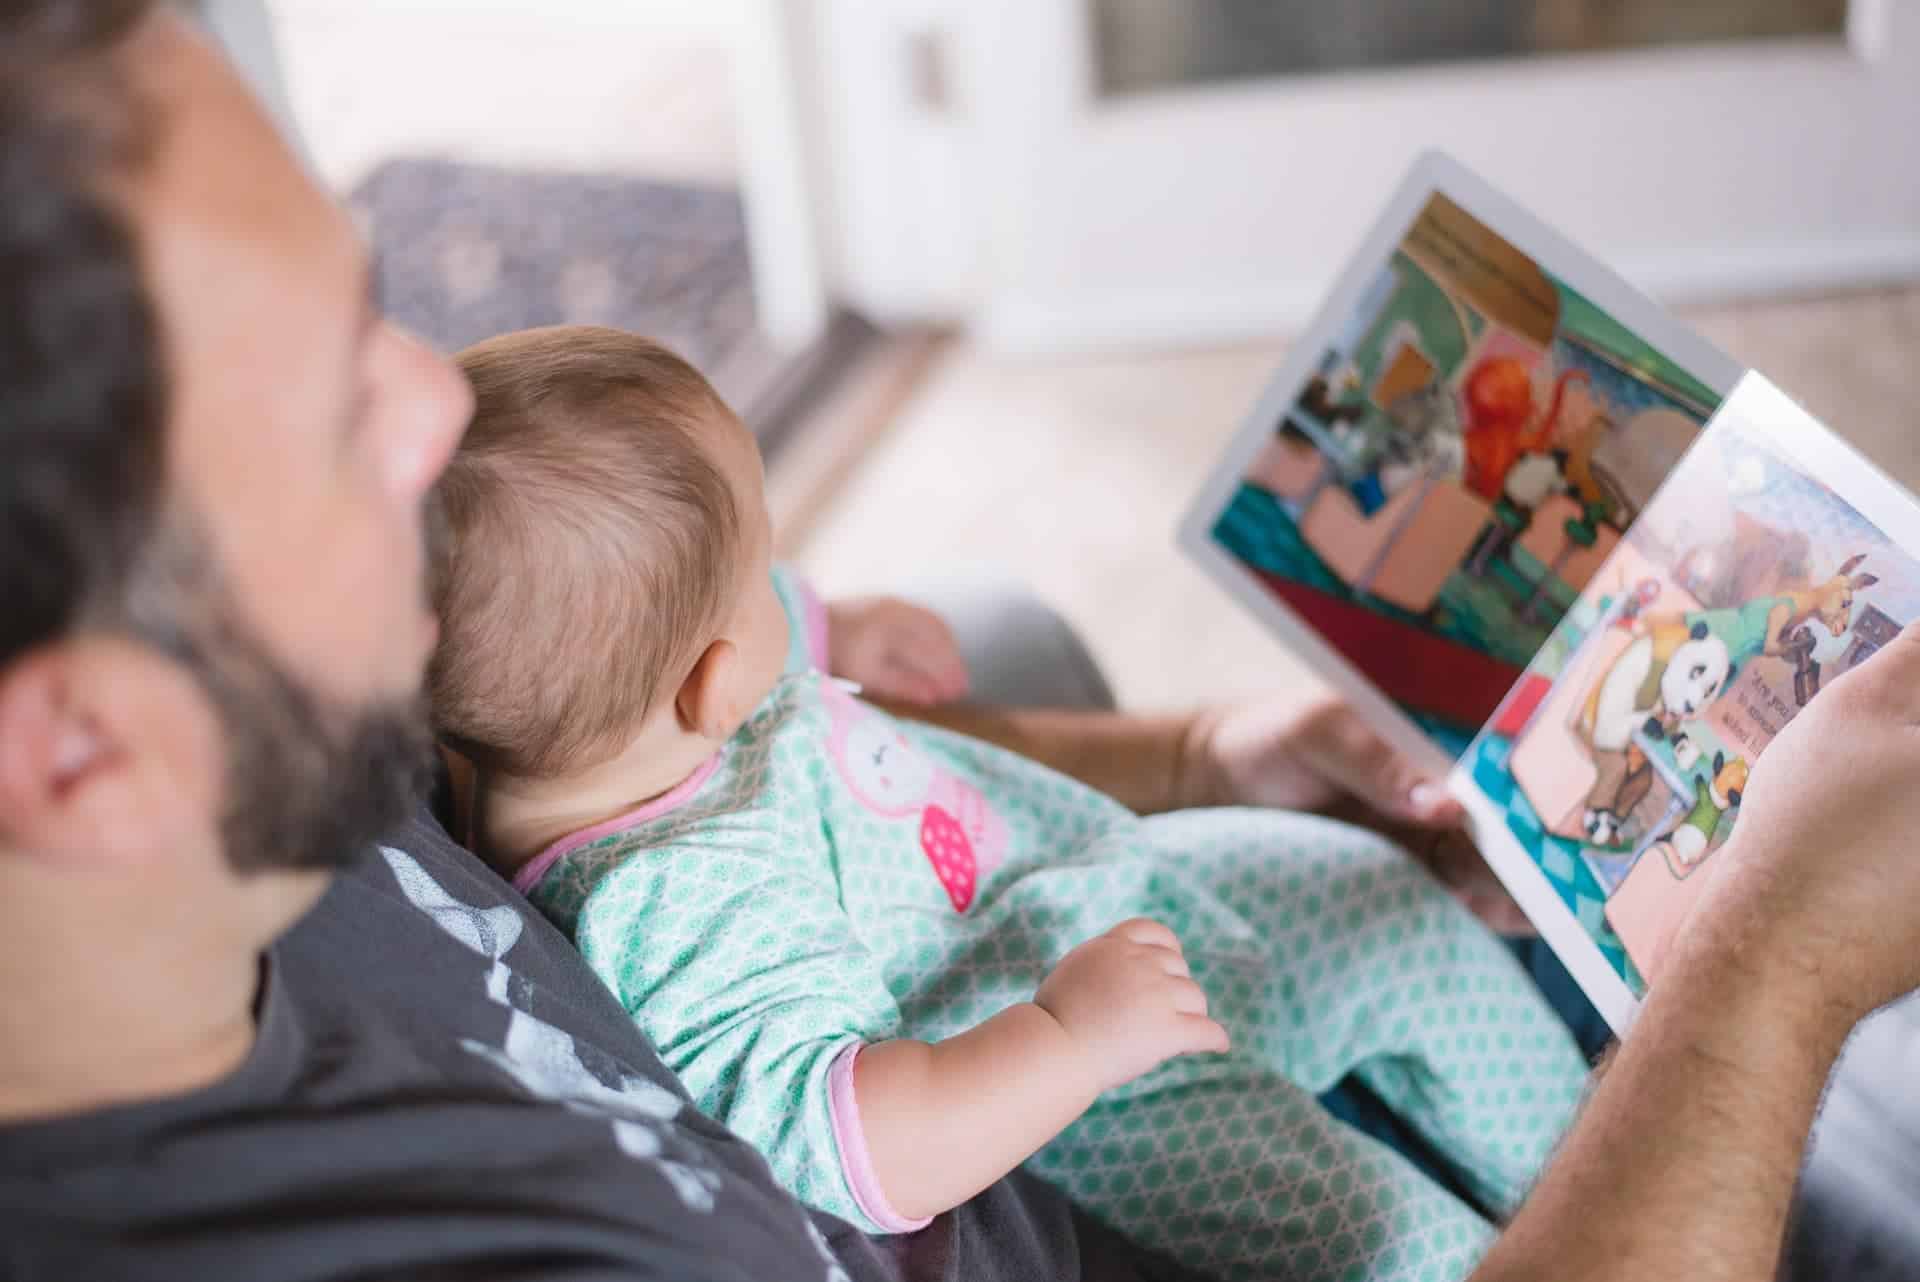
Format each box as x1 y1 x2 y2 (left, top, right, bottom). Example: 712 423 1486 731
802 0 986 325
195 0 302 152
803 0 1920 353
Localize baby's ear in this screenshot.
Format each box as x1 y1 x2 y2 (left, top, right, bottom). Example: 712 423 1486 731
676 639 743 743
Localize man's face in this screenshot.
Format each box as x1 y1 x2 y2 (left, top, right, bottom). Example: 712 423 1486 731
119 16 468 880
140 19 469 714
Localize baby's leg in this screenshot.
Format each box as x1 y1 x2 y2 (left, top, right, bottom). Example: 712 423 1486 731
1146 809 1589 1218
1029 1071 1494 1282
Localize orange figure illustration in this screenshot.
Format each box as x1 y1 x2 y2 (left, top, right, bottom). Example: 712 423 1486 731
1462 358 1590 501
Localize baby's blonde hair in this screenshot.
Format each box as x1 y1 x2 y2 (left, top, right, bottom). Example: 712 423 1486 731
429 326 739 778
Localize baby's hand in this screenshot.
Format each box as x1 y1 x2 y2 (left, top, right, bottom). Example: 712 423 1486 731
1035 918 1229 1094
826 596 969 706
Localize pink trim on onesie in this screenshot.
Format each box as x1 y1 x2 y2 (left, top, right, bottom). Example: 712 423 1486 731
800 578 831 669
511 754 724 896
827 1042 932 1234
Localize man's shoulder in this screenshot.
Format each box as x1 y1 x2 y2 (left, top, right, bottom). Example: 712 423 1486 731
289 806 691 1081
0 807 832 1282
1 807 1192 1282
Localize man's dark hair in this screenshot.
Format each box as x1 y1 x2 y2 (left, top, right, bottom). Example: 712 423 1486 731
0 0 165 669
1 2 437 871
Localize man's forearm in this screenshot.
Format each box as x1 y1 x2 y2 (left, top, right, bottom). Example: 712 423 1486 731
1473 914 1852 1281
877 700 1204 815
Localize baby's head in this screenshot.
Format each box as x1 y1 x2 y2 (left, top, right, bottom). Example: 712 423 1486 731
430 326 789 792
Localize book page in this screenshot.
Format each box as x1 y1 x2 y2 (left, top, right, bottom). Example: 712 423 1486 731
1454 373 1920 1032
1182 153 1738 776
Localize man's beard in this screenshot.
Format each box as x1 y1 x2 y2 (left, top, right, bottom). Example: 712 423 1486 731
127 521 437 874
201 638 435 875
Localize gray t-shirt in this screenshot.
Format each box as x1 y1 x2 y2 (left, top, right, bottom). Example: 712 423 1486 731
0 807 1207 1282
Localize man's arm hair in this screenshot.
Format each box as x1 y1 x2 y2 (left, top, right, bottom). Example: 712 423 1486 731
873 700 1201 815
1471 918 1845 1281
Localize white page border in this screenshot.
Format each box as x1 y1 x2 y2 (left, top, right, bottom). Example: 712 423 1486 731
1453 372 1920 1036
1178 149 1743 782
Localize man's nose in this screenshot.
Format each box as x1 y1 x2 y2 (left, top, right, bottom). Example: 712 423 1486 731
384 329 473 500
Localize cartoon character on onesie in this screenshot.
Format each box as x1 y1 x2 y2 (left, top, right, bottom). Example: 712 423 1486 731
822 679 1009 912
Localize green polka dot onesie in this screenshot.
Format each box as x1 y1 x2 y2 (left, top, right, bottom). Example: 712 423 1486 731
516 569 1588 1282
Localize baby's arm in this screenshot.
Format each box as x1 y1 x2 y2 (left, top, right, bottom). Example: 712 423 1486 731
854 918 1228 1222
825 596 968 706
771 564 967 706
573 819 1221 1232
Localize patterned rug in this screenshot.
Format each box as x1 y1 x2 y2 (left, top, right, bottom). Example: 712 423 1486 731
349 157 853 448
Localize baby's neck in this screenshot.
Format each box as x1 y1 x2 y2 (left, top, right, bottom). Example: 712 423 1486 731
475 731 719 873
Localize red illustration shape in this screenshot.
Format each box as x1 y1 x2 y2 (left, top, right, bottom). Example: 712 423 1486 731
919 804 977 913
1252 570 1526 728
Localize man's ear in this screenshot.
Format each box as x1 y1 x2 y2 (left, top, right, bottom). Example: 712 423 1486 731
0 640 220 867
0 648 104 854
674 638 742 743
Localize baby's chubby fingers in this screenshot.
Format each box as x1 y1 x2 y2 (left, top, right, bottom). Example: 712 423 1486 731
1165 973 1211 1017
1035 920 1227 1089
893 615 969 701
903 602 967 661
1139 976 1229 1060
1111 917 1183 953
876 656 945 707
824 596 968 705
1175 1014 1232 1056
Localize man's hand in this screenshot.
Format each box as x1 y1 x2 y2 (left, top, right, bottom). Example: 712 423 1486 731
1187 694 1531 933
1471 631 1920 1282
827 597 969 707
1034 918 1229 1093
1670 622 1920 1024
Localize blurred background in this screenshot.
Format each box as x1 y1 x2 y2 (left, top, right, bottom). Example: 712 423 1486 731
195 13 1919 1262
203 0 1918 712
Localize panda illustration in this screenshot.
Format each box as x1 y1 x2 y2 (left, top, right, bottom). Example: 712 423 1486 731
1578 618 1733 846
1582 618 1731 753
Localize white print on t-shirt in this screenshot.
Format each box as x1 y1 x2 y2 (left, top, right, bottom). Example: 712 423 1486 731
378 845 525 1000
379 847 723 1213
804 1218 855 1282
461 1019 722 1212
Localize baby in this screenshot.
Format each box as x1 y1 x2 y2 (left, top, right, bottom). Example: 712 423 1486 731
430 326 1588 1282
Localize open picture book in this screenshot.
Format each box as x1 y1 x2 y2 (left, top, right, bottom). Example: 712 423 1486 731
1179 151 1920 1034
